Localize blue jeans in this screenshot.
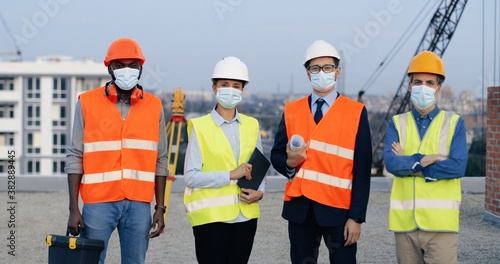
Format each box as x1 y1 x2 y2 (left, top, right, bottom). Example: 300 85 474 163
81 200 151 264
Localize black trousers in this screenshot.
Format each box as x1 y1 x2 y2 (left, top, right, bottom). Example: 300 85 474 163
193 218 258 264
288 205 357 264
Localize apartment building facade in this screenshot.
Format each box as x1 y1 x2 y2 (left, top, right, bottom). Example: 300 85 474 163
0 56 108 176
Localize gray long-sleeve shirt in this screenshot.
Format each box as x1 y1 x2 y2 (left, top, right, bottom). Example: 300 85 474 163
65 97 169 176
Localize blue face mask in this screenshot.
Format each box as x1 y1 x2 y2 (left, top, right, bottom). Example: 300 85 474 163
310 71 336 92
410 85 436 109
113 68 140 90
215 87 242 109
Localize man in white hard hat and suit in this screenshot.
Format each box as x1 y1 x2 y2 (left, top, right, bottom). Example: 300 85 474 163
271 40 372 264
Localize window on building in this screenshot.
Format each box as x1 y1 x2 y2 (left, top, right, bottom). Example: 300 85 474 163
26 77 41 99
53 160 66 174
0 160 8 173
77 77 101 93
0 77 15 91
52 105 68 127
53 77 69 100
0 132 15 146
26 132 41 154
52 132 67 154
26 159 40 174
26 104 41 127
0 104 15 118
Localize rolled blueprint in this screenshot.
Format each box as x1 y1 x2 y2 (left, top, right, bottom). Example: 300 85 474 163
290 134 304 151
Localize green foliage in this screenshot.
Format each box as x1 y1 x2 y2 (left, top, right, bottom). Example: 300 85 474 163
465 137 486 176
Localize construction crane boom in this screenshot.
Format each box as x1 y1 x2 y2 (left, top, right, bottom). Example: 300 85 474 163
371 0 469 175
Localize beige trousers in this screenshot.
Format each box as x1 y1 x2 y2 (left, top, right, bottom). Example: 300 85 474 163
395 230 458 264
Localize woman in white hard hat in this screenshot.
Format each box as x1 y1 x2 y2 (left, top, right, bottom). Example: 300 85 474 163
183 56 265 264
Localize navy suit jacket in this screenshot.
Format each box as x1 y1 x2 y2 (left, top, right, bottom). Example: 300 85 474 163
270 94 372 226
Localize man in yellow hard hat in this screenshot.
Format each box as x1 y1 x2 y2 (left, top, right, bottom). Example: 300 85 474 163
183 56 265 263
384 50 468 263
271 40 372 263
66 38 168 264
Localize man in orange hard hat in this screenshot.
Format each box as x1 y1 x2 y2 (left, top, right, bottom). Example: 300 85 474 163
66 38 168 264
384 50 468 263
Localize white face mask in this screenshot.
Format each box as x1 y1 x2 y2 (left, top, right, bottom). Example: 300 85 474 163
113 68 140 90
410 85 437 109
310 71 336 92
215 87 242 109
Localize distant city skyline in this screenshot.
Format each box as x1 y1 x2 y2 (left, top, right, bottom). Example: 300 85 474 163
0 1 499 98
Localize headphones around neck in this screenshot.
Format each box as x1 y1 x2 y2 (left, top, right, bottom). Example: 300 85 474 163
105 82 144 105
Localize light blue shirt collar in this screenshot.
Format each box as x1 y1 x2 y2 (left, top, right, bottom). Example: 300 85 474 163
411 105 441 120
311 90 338 108
210 107 241 126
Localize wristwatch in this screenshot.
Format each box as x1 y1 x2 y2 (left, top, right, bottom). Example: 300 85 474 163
154 205 167 214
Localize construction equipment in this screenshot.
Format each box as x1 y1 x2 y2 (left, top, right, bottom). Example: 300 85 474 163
163 86 187 221
371 0 469 175
0 12 22 60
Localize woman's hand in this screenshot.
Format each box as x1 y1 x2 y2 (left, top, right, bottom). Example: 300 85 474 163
240 188 263 204
230 163 252 180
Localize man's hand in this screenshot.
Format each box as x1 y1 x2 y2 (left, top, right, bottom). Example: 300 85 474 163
391 142 404 156
148 210 165 238
420 154 448 167
240 188 263 204
286 141 308 168
343 218 361 246
230 163 252 180
67 210 84 236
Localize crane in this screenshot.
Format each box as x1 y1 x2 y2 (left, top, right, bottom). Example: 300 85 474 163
0 12 22 60
371 0 469 175
163 86 188 222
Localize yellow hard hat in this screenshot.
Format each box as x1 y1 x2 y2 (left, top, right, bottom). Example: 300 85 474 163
407 51 445 80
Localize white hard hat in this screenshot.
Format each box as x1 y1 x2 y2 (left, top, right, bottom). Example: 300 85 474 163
303 40 340 65
211 56 249 85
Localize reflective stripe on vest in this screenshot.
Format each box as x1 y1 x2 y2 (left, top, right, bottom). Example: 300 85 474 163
283 95 363 209
309 139 354 160
300 168 352 189
81 169 155 184
79 86 161 204
390 198 461 210
389 110 461 232
84 139 158 153
184 114 260 227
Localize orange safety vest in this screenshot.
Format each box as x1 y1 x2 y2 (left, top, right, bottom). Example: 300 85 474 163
79 86 161 204
284 95 364 209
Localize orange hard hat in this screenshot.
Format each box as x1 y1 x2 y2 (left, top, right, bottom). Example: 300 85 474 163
407 51 445 80
104 38 145 66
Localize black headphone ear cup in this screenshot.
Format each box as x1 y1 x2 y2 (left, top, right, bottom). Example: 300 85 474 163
106 84 119 103
129 88 143 105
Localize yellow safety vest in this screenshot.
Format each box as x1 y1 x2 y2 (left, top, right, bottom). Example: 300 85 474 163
389 110 461 232
184 113 260 227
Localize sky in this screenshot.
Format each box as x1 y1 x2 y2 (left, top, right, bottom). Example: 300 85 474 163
0 0 499 98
